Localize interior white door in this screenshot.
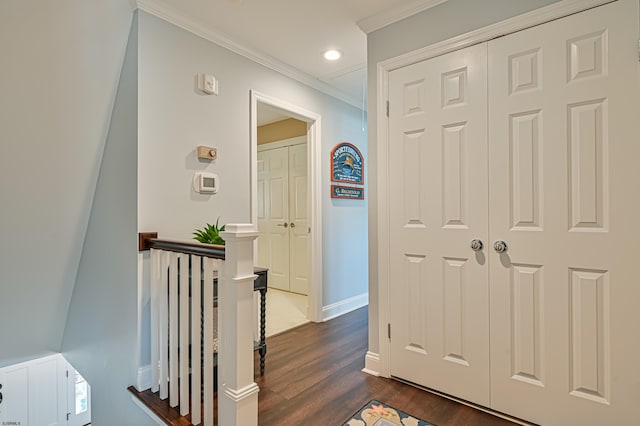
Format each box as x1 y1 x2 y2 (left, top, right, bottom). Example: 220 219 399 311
488 1 640 424
257 147 290 291
388 43 490 406
288 143 309 295
67 368 91 426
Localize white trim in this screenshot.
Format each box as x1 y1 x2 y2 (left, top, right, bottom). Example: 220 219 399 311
136 0 361 109
375 0 616 380
136 364 152 391
376 62 392 378
322 293 368 322
257 136 306 152
131 395 166 426
357 0 449 34
222 382 260 402
362 351 382 377
250 90 323 323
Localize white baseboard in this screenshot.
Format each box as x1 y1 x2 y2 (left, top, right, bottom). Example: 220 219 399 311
362 351 381 376
322 292 368 322
137 364 152 391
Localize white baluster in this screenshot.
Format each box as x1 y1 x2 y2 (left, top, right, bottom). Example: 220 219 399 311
203 257 216 426
191 255 202 425
179 253 189 416
169 252 179 407
159 250 170 400
150 249 160 393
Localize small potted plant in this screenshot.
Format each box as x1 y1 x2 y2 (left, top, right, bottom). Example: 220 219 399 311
193 217 226 245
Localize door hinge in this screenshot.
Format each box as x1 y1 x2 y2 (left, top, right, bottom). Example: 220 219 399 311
387 323 391 340
637 39 640 62
66 370 69 378
386 100 389 117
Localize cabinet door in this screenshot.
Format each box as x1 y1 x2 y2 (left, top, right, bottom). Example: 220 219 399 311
0 355 68 426
488 0 640 423
0 364 29 425
388 42 490 406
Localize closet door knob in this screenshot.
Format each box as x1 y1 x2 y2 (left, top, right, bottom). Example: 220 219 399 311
277 222 288 228
290 222 296 228
494 240 508 253
470 239 483 251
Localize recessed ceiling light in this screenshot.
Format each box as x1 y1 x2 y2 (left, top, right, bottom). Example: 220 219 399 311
323 49 342 61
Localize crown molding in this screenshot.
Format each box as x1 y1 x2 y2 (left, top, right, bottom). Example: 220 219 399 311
320 62 366 81
135 0 362 109
357 0 449 34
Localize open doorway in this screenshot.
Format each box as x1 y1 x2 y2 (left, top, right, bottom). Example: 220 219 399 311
250 91 323 331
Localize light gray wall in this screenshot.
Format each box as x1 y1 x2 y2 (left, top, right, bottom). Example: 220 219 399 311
137 11 368 330
61 15 155 426
0 0 134 366
366 0 561 355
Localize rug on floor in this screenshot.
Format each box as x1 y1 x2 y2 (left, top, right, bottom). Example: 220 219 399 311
343 400 435 426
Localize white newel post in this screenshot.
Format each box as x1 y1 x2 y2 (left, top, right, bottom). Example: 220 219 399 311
218 224 259 426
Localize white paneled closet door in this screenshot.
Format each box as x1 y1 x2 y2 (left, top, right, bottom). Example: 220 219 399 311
387 0 639 423
289 143 309 295
388 43 490 406
257 141 309 295
488 0 640 424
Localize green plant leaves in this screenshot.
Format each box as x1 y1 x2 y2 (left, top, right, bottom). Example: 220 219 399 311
192 217 226 245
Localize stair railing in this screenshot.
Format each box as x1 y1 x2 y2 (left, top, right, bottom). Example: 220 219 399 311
140 224 258 426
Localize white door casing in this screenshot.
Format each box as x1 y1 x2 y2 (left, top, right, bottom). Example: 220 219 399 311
385 0 640 424
250 91 322 321
388 42 490 406
488 1 640 424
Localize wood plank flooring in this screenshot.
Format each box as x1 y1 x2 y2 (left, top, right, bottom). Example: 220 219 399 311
256 306 518 426
130 306 520 425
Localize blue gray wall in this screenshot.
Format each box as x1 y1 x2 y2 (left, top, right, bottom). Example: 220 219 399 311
0 0 135 366
61 14 156 426
137 11 368 319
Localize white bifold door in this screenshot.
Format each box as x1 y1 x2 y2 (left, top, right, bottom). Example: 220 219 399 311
387 1 640 424
257 142 309 295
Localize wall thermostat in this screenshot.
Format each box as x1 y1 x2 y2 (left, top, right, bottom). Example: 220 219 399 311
193 172 219 194
197 73 218 95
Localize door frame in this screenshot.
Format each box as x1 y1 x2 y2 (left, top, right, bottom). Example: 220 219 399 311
250 90 323 322
373 0 616 378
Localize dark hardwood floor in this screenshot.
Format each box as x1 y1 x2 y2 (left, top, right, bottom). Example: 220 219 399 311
256 306 518 426
130 306 520 425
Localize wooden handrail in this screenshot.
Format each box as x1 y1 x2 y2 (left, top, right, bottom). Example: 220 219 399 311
138 232 225 259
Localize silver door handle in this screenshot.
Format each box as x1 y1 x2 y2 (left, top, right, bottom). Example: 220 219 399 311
494 240 508 253
277 223 288 228
470 239 483 251
290 222 296 228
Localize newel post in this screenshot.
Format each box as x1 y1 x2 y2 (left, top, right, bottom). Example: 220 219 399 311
218 224 259 426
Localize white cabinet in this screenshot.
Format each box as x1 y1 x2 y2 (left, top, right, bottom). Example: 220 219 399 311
0 354 90 426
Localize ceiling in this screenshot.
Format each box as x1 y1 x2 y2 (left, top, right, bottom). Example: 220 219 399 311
136 0 447 110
